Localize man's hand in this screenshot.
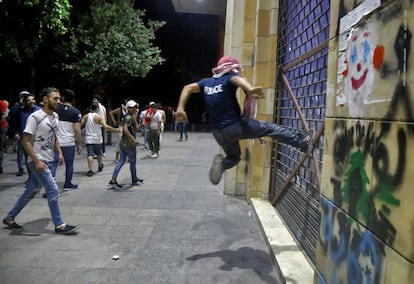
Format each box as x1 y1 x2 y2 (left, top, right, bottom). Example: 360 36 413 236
35 160 48 172
247 86 264 99
174 111 188 121
58 154 64 165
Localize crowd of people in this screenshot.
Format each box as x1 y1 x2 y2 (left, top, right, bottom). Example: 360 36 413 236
0 88 185 235
0 55 315 236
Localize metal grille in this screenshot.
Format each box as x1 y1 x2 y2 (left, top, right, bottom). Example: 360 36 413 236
270 0 330 265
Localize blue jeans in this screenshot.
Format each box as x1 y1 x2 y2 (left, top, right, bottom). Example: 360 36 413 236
6 160 64 227
177 122 188 140
16 139 27 171
111 143 137 181
50 146 76 185
211 117 304 170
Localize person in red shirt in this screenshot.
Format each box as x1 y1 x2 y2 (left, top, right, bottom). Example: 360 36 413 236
0 99 9 174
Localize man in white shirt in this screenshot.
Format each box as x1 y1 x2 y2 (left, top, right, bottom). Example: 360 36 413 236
3 87 79 234
145 102 162 158
92 95 107 156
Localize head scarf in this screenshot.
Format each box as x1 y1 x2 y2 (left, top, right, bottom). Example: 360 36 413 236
212 56 243 78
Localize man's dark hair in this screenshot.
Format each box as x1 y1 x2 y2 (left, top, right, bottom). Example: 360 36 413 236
62 89 75 102
90 103 99 111
93 94 103 103
40 87 59 98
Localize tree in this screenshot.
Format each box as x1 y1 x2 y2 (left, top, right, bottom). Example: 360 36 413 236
63 0 165 91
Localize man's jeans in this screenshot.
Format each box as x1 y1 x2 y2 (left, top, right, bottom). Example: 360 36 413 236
111 143 137 181
16 140 27 171
50 146 76 185
211 117 303 170
6 161 64 227
147 129 160 154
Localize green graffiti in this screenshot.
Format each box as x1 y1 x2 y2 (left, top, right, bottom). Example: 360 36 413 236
342 149 401 224
342 150 372 223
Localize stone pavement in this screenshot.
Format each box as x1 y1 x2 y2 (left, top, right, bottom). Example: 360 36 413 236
0 131 285 284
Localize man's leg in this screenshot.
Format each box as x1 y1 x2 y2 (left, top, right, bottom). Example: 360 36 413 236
128 147 137 181
16 140 25 175
5 161 41 221
62 146 76 187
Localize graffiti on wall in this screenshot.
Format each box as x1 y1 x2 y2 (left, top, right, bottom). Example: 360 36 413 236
319 1 414 282
319 120 408 283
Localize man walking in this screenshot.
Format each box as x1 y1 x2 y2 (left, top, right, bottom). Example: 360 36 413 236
175 56 315 185
145 102 162 159
50 89 82 190
10 92 41 176
108 100 143 189
3 87 79 234
81 103 119 177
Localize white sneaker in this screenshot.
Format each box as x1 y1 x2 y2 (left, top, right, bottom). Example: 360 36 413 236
150 153 158 159
209 154 224 185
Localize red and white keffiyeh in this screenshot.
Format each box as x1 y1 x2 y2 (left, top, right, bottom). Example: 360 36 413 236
212 56 244 78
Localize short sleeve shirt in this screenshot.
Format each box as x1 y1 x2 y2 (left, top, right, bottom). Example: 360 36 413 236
197 73 241 129
121 113 137 149
56 104 82 147
24 109 59 162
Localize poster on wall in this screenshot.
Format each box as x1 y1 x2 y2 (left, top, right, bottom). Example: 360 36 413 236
336 0 384 114
340 0 381 34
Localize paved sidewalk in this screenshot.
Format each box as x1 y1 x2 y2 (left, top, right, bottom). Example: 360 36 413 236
0 132 283 284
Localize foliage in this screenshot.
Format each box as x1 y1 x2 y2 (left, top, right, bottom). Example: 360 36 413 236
0 0 71 62
63 0 166 84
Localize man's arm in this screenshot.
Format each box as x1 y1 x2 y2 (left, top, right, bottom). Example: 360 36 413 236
230 76 264 99
73 121 82 154
175 83 200 118
176 83 200 113
108 107 121 126
54 139 64 165
94 115 119 132
80 114 88 128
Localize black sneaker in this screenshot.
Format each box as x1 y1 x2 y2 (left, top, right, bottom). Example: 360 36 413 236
209 154 224 185
86 170 94 177
55 224 79 235
63 183 78 190
298 128 316 152
16 169 25 176
3 218 24 231
108 180 123 189
132 178 144 186
98 164 104 172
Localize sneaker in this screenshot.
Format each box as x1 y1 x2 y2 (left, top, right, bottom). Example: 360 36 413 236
108 180 123 189
55 223 79 235
86 170 94 177
150 153 158 159
114 160 119 163
132 178 144 186
298 128 316 152
209 154 224 185
16 169 25 176
98 164 104 172
3 218 24 231
63 183 78 190
42 192 48 198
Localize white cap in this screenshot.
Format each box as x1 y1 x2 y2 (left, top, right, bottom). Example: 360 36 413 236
149 101 157 106
125 100 138 108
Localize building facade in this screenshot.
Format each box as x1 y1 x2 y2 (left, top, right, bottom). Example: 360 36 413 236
222 0 413 283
